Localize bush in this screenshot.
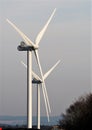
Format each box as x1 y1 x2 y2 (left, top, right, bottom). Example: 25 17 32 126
59 93 92 130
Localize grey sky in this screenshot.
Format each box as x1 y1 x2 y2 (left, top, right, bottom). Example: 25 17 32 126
0 0 91 116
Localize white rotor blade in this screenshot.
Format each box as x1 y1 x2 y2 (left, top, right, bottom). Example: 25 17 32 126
21 61 27 68
43 81 51 113
21 61 42 82
41 83 50 122
35 8 56 45
6 19 38 48
43 60 60 80
34 50 51 113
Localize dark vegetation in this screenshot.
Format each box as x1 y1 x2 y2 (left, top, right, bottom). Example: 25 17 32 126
59 93 92 130
0 125 55 130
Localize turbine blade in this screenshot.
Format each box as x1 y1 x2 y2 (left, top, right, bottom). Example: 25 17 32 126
21 61 42 81
35 8 56 45
34 50 51 113
21 61 27 68
6 19 37 48
34 50 43 78
43 81 51 113
34 50 38 64
43 60 60 80
41 83 50 122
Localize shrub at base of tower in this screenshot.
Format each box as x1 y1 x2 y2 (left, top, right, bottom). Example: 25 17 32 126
59 93 92 130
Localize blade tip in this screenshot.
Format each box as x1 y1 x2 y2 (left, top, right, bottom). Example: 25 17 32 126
21 60 23 63
54 8 57 12
6 19 9 22
57 60 61 64
58 60 61 63
6 19 11 24
54 8 57 11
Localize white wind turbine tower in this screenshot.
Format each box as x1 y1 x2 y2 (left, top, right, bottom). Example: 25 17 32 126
7 8 56 129
21 60 60 129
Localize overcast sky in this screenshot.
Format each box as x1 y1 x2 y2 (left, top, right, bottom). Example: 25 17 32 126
0 0 91 117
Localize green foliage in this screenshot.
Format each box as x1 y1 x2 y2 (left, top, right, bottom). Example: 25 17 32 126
59 93 92 130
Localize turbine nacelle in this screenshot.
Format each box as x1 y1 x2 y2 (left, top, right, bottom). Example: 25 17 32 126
32 78 42 84
20 41 27 47
17 41 38 51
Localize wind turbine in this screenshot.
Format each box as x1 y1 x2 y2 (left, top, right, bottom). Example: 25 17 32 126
6 8 56 129
21 60 60 129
